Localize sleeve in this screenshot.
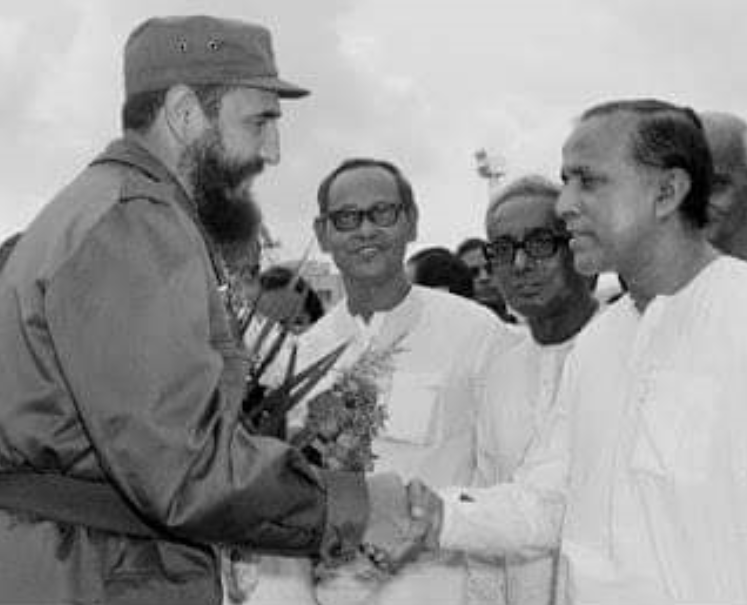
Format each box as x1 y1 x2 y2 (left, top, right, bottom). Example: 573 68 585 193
473 321 525 486
438 347 574 562
44 198 367 556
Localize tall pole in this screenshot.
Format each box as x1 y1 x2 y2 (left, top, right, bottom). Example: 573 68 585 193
474 149 506 198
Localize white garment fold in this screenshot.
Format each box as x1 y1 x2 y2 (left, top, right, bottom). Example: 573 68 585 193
440 256 747 605
236 286 518 605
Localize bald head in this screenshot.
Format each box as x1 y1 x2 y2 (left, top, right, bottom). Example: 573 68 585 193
701 111 747 259
702 112 747 163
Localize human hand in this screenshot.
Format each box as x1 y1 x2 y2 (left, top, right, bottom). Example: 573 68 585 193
407 478 443 551
360 473 430 573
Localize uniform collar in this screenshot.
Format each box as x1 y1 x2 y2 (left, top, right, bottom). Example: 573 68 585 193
91 135 228 288
91 135 197 221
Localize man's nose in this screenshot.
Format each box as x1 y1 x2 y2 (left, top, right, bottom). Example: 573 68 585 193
260 121 280 166
513 248 530 271
556 186 576 221
356 213 380 236
475 265 491 282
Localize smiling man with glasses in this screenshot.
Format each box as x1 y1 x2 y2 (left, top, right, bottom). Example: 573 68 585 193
256 157 519 605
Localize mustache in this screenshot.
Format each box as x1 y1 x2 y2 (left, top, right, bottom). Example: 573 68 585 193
198 154 265 192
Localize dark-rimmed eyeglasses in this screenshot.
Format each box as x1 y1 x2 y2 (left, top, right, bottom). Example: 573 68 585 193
485 228 569 266
322 202 404 232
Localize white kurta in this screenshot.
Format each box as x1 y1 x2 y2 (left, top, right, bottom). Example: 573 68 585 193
475 332 578 605
440 256 747 605
248 286 518 605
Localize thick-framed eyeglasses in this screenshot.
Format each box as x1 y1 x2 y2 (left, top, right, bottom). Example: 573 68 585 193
485 228 569 266
323 202 404 232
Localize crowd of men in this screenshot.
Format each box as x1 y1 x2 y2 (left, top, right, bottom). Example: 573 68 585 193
1 12 747 605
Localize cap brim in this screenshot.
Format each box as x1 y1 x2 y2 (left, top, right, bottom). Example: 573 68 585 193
241 76 310 99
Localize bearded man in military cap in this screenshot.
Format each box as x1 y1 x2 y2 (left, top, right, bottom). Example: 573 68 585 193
0 15 419 605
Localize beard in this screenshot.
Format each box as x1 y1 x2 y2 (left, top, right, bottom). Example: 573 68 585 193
183 127 264 246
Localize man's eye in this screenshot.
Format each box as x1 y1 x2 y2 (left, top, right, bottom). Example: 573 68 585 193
245 118 267 131
708 204 726 223
579 174 599 189
711 175 731 193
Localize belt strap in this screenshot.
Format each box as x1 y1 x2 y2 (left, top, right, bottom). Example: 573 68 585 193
0 472 180 541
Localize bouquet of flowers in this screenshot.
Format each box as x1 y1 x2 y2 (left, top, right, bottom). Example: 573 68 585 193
221 253 348 604
220 246 347 439
290 337 406 605
291 340 401 471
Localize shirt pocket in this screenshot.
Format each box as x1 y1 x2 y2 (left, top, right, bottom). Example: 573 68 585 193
630 369 719 485
380 371 441 445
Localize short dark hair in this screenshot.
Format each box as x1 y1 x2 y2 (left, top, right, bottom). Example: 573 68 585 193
121 84 234 133
454 237 487 260
407 247 474 299
316 158 417 216
0 231 22 273
259 265 325 324
581 98 713 229
486 175 561 231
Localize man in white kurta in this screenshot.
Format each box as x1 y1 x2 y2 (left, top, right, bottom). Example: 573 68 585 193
441 256 747 604
476 175 599 605
244 158 518 605
306 283 515 604
416 100 747 605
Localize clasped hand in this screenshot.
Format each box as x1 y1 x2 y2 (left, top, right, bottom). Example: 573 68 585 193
359 475 444 574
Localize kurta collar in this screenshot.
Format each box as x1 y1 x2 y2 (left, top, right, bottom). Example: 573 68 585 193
334 285 425 350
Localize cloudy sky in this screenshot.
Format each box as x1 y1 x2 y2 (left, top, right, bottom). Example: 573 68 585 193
1 0 745 260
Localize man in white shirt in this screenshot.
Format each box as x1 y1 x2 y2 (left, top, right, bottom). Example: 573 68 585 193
306 158 519 605
476 175 598 605
411 99 747 605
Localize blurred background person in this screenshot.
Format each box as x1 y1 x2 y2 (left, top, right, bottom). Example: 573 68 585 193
455 236 514 322
255 265 325 334
700 111 747 259
406 246 474 299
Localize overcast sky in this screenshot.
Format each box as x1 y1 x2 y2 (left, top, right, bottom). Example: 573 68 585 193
1 0 746 259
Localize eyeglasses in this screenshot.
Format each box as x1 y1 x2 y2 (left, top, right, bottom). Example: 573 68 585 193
485 228 569 266
323 202 404 232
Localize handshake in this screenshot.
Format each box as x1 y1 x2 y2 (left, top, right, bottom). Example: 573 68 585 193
359 474 444 574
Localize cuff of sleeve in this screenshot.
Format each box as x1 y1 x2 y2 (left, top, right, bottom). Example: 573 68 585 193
318 470 368 561
436 486 465 551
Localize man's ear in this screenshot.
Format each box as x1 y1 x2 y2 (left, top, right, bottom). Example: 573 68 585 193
405 206 419 244
313 217 330 253
655 168 692 220
163 85 207 145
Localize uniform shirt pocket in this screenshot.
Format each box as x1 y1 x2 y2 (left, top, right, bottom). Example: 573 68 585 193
631 369 719 485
